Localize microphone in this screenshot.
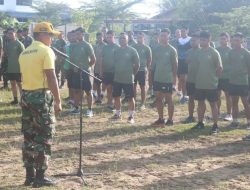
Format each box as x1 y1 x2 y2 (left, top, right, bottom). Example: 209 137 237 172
51 46 69 59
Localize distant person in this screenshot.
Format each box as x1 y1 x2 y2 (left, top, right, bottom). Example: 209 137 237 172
22 27 33 48
53 31 66 88
152 28 178 127
216 32 232 121
192 31 222 135
184 32 200 123
127 31 137 47
112 32 139 123
93 32 106 104
149 30 160 99
6 28 25 104
70 27 96 117
177 26 191 104
133 32 152 110
100 30 119 110
228 33 250 131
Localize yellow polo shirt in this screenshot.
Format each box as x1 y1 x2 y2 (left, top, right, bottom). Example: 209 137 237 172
19 41 56 90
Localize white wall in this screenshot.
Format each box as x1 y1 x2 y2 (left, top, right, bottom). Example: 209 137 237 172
0 0 36 13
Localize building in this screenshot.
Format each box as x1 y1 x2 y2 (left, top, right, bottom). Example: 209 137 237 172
0 0 37 22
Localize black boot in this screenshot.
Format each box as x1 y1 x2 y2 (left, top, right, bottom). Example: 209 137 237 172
32 169 57 188
24 167 35 186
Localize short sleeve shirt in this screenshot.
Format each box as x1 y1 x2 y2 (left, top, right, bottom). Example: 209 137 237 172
114 46 139 84
195 47 223 89
153 44 177 83
102 43 119 73
19 41 56 90
94 42 106 74
186 48 200 83
216 46 231 79
133 43 152 71
6 39 25 73
70 41 95 71
228 48 250 85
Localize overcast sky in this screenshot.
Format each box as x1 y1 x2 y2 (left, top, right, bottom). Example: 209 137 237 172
49 0 160 18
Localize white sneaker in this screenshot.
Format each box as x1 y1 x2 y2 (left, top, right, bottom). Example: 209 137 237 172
86 109 93 117
224 114 233 121
139 104 146 111
176 91 182 97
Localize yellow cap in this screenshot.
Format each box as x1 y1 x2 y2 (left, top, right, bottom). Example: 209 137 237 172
33 22 60 36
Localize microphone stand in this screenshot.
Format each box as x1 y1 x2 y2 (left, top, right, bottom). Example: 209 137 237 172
52 47 102 185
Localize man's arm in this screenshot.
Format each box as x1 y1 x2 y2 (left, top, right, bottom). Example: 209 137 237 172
172 50 178 86
44 69 62 113
146 47 152 69
215 51 223 77
133 50 140 75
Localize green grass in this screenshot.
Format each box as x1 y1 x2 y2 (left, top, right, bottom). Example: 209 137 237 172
0 86 250 190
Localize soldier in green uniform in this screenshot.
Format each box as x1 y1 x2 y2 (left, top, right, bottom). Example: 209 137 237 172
70 27 96 117
53 31 66 88
22 27 33 48
5 28 25 104
19 22 62 187
0 30 9 89
227 33 250 134
93 32 106 104
149 30 160 99
112 32 140 123
152 28 178 127
192 31 223 134
183 32 200 123
216 32 232 121
100 30 119 110
133 32 152 110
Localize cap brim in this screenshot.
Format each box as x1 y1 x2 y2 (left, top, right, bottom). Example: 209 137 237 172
52 31 61 36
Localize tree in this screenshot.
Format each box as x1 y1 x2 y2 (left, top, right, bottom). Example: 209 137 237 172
32 1 72 26
74 0 143 32
0 13 19 29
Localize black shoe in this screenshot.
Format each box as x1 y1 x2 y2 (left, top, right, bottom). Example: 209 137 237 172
95 99 102 105
242 134 250 141
10 100 18 105
165 119 173 126
183 116 195 124
24 167 35 186
122 97 129 103
152 118 165 127
32 170 57 188
211 124 219 135
192 122 205 130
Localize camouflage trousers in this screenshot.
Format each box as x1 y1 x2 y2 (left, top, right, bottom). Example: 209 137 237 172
21 89 56 170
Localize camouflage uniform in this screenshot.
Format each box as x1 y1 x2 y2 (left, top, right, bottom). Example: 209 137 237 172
53 39 66 86
21 89 56 170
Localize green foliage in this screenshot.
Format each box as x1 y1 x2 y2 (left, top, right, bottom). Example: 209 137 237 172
0 13 19 29
215 6 250 35
32 1 71 26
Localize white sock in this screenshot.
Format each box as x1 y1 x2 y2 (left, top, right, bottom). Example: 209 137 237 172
128 110 135 117
115 110 121 116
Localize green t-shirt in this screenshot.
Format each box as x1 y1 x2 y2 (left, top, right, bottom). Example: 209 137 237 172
94 42 106 74
128 39 136 47
63 43 71 70
228 48 250 85
7 39 24 73
133 43 152 71
102 43 119 73
114 46 139 84
216 46 231 79
70 41 95 71
195 47 222 90
153 44 177 83
186 47 200 83
0 37 3 49
151 43 160 71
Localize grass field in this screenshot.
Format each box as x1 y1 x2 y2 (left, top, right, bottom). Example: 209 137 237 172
0 84 250 190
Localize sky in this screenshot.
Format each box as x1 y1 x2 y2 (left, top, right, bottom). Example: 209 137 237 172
49 0 160 18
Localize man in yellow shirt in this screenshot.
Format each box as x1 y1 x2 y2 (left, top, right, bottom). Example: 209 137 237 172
19 22 62 188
